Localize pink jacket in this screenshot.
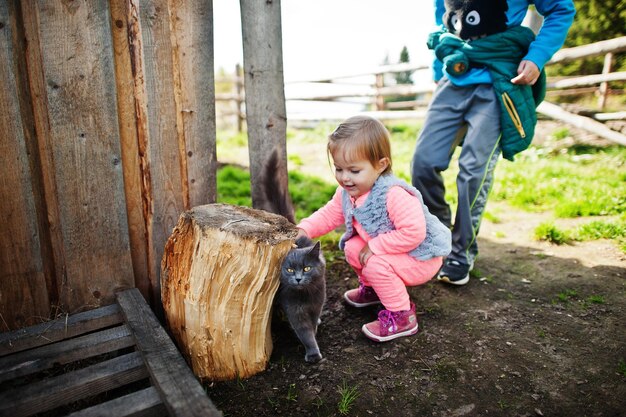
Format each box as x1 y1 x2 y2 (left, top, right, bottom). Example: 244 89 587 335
297 186 427 256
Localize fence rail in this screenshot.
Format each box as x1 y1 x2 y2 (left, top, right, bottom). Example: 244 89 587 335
217 36 626 144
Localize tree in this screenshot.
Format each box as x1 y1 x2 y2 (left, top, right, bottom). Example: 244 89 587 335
394 46 414 85
385 46 417 107
552 0 626 76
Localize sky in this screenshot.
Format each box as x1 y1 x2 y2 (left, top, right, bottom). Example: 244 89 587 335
213 1 436 83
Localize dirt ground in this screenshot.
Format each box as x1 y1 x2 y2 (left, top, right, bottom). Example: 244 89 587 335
206 201 626 417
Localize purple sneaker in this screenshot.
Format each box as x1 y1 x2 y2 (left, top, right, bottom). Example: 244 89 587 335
343 284 381 307
362 303 419 342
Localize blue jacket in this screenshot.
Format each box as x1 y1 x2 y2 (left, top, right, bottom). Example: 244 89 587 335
338 174 451 261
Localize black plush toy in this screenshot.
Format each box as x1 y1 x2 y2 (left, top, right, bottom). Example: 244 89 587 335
443 0 508 40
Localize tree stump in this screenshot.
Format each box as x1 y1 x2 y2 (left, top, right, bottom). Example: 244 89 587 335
161 204 296 381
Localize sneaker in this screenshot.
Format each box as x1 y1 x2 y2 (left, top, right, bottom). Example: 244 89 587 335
344 284 381 307
361 303 419 342
437 259 472 286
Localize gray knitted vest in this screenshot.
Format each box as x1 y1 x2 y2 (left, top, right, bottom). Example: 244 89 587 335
338 174 451 261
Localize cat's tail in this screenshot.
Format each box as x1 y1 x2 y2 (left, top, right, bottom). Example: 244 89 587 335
258 149 296 224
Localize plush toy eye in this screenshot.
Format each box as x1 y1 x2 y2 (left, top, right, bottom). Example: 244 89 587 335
465 10 480 26
450 13 461 32
303 266 311 272
286 268 294 273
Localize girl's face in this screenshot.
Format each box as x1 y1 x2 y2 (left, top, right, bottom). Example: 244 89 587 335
332 151 388 199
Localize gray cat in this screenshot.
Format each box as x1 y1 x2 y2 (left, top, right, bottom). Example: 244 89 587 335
276 236 326 363
258 150 326 363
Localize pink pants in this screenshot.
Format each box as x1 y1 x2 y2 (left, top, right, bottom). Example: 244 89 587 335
344 235 442 312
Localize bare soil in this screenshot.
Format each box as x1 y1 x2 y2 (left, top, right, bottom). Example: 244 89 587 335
206 201 626 417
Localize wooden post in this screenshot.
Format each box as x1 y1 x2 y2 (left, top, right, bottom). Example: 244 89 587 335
235 64 244 132
598 52 613 110
161 204 296 381
240 0 288 210
375 73 385 111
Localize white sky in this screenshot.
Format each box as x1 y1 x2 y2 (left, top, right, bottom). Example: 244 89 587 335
213 1 436 82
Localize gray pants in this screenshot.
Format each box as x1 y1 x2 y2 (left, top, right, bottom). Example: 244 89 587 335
411 78 501 266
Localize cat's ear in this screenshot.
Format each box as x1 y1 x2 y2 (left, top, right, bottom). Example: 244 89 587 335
307 241 321 258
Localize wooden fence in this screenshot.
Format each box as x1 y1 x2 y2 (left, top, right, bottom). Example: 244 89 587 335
0 1 218 331
218 37 626 145
1 0 287 333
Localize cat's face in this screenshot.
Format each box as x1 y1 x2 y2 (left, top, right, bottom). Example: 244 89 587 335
443 0 508 40
281 241 325 287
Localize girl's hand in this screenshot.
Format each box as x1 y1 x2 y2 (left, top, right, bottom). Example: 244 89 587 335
359 244 373 267
295 228 309 240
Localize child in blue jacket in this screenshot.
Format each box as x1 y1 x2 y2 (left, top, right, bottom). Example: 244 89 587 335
412 0 575 285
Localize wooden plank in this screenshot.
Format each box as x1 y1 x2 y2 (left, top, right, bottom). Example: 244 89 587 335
594 111 626 121
20 0 67 313
288 110 428 122
548 36 626 65
537 101 626 146
169 0 217 207
109 0 150 302
546 71 626 89
0 324 134 383
67 386 167 417
116 289 221 417
285 83 434 101
0 0 51 331
34 0 134 311
128 0 186 314
0 351 148 417
286 62 430 83
0 304 123 356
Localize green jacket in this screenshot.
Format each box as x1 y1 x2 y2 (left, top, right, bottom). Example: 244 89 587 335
428 26 547 160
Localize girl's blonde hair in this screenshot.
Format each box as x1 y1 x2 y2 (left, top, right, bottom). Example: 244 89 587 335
327 115 393 174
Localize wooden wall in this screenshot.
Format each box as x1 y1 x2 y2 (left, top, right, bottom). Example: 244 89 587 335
0 0 217 331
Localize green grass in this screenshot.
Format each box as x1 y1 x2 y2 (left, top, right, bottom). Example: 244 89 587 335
336 380 360 416
491 145 626 218
585 295 605 305
534 222 571 245
618 359 626 377
286 383 298 402
216 162 336 221
556 289 579 303
217 165 253 207
216 122 626 250
533 216 626 250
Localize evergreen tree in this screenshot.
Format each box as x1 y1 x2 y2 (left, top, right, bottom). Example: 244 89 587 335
394 46 414 85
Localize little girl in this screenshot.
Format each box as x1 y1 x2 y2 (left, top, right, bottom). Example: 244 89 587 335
296 115 451 342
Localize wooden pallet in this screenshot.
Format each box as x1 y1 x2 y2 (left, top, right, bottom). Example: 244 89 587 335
0 288 221 417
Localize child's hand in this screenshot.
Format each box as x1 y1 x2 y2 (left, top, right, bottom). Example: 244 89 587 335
511 60 540 85
295 228 309 240
358 244 373 267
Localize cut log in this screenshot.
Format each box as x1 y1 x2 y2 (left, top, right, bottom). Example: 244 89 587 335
161 204 296 381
